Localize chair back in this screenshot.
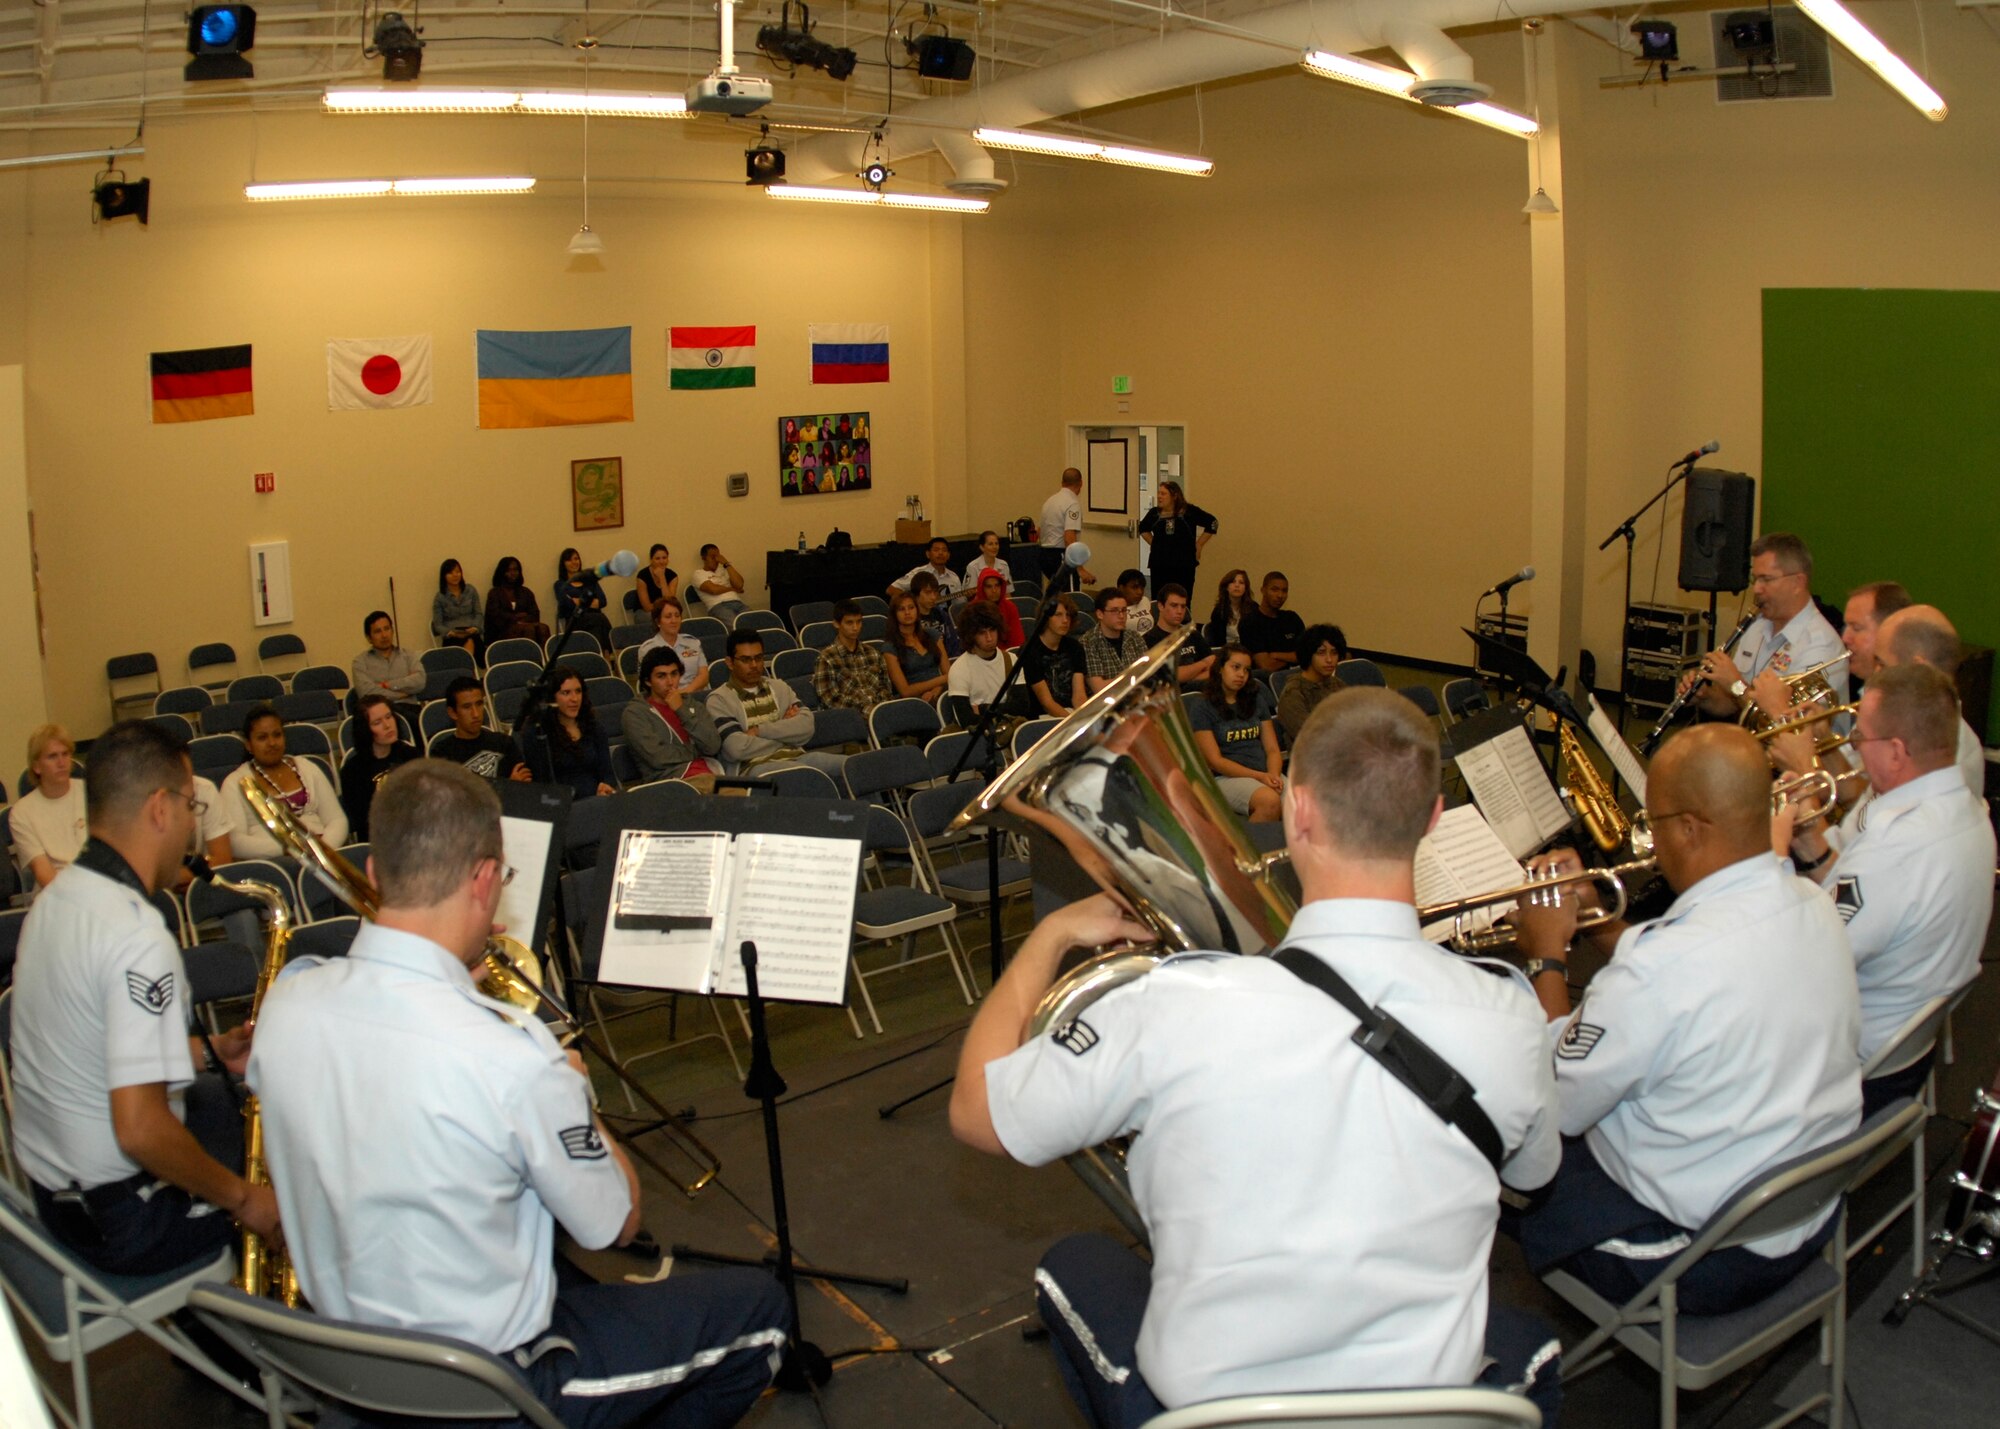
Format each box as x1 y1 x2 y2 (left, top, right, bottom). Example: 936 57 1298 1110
204 699 269 738
256 634 308 676
1399 684 1443 718
1336 658 1386 688
1138 1386 1543 1428
154 685 213 717
1069 591 1096 616
798 621 839 651
586 677 632 715
789 600 836 631
417 701 456 747
859 613 890 643
844 744 931 804
925 730 995 783
736 609 785 635
185 1284 566 1429
546 630 601 660
188 859 300 925
908 781 980 842
187 643 238 681
491 687 529 730
300 846 369 922
228 675 284 703
290 665 351 696
107 651 163 712
622 588 643 621
760 629 799 655
289 917 362 962
609 623 649 653
1271 668 1300 698
616 646 641 684
486 638 542 667
484 660 541 696
557 652 611 683
609 742 641 788
420 647 475 678
1442 678 1489 720
695 632 728 664
760 765 843 799
1012 716 1063 761
1861 994 1952 1080
146 712 196 741
869 698 943 750
772 648 819 688
189 734 247 787
681 616 728 643
274 688 341 725
281 723 333 763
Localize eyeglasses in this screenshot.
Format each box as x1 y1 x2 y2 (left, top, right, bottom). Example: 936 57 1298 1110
486 858 517 888
165 789 209 818
1750 570 1802 587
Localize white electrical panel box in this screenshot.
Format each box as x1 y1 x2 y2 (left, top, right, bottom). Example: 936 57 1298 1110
249 541 293 627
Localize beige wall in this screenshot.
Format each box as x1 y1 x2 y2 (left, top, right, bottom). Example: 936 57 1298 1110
0 367 49 745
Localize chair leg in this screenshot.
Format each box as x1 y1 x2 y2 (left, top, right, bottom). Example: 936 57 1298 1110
64 1280 92 1429
848 959 881 1036
708 999 746 1081
260 1369 287 1429
1912 1130 1929 1278
1658 1282 1678 1429
587 990 641 1115
1829 1223 1850 1429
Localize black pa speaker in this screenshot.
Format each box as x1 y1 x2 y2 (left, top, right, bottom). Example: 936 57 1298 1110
1678 468 1756 593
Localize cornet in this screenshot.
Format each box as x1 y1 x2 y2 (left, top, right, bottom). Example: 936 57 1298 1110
1417 859 1655 954
1755 701 1857 757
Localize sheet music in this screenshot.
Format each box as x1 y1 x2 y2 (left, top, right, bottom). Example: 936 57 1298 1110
1415 805 1526 944
495 814 552 951
707 834 862 1005
597 832 729 992
1457 724 1570 860
1586 694 1649 803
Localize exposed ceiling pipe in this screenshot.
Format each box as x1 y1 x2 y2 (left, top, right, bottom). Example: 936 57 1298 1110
933 130 1003 195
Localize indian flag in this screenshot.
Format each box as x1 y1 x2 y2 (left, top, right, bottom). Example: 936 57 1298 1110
669 325 756 390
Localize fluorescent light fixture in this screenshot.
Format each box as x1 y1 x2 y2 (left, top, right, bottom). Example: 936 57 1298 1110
766 184 988 213
1793 0 1947 121
972 126 1212 176
1300 50 1539 138
326 88 688 118
245 176 534 201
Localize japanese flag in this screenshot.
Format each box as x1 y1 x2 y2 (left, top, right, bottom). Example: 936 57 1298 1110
327 335 433 410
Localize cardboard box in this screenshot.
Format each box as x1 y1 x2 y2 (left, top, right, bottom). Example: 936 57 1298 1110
894 519 932 545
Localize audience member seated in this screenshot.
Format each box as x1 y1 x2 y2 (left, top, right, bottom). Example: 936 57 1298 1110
516 665 616 800
1205 567 1253 647
485 555 551 646
692 545 748 627
885 591 951 705
351 610 426 721
433 677 531 783
949 606 1022 718
1023 594 1088 719
432 558 483 660
224 706 349 858
553 547 614 646
14 724 85 892
1115 569 1155 637
1189 646 1284 822
909 572 964 657
1278 624 1349 747
338 693 419 841
709 631 847 779
1145 584 1215 688
891 538 963 598
814 599 896 711
622 647 724 791
1080 590 1149 695
1240 571 1306 672
186 773 236 879
968 569 1025 650
635 596 710 693
634 543 680 618
962 529 1011 589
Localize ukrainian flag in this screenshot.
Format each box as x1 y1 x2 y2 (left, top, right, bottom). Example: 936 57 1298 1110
476 327 633 428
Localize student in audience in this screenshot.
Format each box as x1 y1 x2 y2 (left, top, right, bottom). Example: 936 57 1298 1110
634 544 679 618
1190 646 1284 823
432 559 484 661
814 599 896 711
1081 591 1149 694
909 573 964 658
1206 568 1253 647
949 606 1019 716
635 596 710 693
1240 571 1306 673
622 647 724 790
486 556 551 646
885 591 950 705
969 569 1026 650
186 774 236 877
709 631 846 778
692 545 748 627
225 706 349 858
1024 594 1088 719
1116 570 1155 637
1145 584 1215 687
1278 624 1349 747
14 724 86 891
433 677 531 783
517 666 616 800
352 611 427 721
338 693 419 841
963 529 1012 588
553 548 614 647
891 538 963 598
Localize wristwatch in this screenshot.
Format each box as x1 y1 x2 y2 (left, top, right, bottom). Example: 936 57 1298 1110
1522 958 1569 983
1728 678 1748 700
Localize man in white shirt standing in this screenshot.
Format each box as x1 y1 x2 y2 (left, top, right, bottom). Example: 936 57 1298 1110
1694 532 1847 723
250 761 787 1429
1037 467 1095 592
953 689 1561 1427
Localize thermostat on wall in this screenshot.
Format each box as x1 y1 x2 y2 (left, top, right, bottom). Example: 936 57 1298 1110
727 472 749 497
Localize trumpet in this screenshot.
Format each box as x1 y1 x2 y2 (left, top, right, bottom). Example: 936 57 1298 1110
1755 701 1858 756
1771 767 1841 826
1417 859 1655 954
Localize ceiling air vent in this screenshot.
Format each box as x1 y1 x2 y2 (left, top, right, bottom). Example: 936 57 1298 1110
1711 6 1834 102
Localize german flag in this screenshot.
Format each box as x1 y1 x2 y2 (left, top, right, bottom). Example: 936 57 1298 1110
151 344 253 423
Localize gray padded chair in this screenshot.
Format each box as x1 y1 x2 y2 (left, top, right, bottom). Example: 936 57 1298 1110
1141 1387 1541 1428
1335 658 1386 688
1851 995 1952 1274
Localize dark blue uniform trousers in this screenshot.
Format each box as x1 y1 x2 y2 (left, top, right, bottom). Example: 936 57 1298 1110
1034 1233 1562 1429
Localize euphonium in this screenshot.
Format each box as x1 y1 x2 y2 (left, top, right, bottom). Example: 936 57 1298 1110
1557 723 1631 854
209 859 301 1307
949 631 1297 1241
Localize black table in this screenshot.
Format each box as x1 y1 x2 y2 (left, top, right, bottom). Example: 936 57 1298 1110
764 539 1035 624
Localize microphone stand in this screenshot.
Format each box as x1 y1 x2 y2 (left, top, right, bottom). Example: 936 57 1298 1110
1598 451 1702 730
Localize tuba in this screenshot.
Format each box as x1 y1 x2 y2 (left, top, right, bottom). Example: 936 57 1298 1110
949 631 1297 1241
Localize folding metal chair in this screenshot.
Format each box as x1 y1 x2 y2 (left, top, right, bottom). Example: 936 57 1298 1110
869 697 943 750
735 609 785 635
255 633 309 683
290 665 350 697
1851 995 1952 1274
273 688 341 727
586 676 632 718
788 600 836 632
1012 716 1063 761
546 630 602 660
144 712 194 742
757 764 846 798
1336 658 1386 688
1141 1387 1542 1428
486 638 543 668
106 652 162 721
227 675 284 704
280 723 333 766
153 686 212 718
186 642 238 692
681 617 728 645
798 621 839 651
289 916 362 962
848 805 975 1035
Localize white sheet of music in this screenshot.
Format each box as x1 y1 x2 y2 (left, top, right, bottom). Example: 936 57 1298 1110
1586 694 1649 803
1415 805 1526 944
707 834 863 1005
1456 724 1570 859
496 813 553 951
598 832 730 993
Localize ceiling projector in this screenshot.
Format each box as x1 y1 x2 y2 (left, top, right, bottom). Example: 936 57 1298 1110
687 72 772 114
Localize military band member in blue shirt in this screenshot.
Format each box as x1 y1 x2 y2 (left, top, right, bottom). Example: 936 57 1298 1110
1692 532 1848 723
953 690 1562 1428
249 761 787 1429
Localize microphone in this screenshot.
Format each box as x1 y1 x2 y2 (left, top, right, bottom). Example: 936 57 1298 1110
1675 439 1720 468
1064 542 1092 569
591 550 640 580
1482 565 1534 598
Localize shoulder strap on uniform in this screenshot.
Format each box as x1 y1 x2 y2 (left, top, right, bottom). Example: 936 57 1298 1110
1272 946 1505 1175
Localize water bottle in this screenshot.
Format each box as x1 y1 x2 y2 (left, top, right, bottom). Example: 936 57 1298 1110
797 530 807 552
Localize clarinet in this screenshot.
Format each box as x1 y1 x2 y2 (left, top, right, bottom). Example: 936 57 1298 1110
1642 610 1757 754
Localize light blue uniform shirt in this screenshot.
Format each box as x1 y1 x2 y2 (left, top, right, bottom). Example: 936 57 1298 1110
248 924 629 1353
1738 602 1848 701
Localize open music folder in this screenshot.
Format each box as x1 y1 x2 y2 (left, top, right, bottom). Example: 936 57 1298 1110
596 828 862 1006
1446 705 1572 860
1414 804 1527 946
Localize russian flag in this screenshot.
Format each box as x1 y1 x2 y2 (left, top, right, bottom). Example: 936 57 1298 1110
809 323 889 385
476 327 633 428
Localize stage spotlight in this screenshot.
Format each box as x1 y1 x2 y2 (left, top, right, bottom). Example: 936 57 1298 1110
371 12 425 82
1724 13 1777 54
745 146 787 185
756 2 858 83
860 160 891 191
910 34 975 81
185 4 256 82
92 171 150 225
1631 18 1679 62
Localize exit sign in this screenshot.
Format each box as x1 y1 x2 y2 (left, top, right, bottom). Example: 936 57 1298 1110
253 472 275 493
1111 375 1133 395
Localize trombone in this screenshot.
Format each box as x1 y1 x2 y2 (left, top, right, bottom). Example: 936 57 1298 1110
1417 859 1655 954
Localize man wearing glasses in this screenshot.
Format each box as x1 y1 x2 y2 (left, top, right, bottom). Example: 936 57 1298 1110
707 630 848 780
1507 724 1862 1315
10 720 282 1273
1692 532 1848 721
250 761 788 1429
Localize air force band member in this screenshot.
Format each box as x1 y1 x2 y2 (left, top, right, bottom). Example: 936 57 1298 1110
1877 604 1987 799
1512 725 1862 1314
10 720 282 1273
1779 663 1993 1112
1694 533 1848 723
952 689 1561 1428
248 761 787 1429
